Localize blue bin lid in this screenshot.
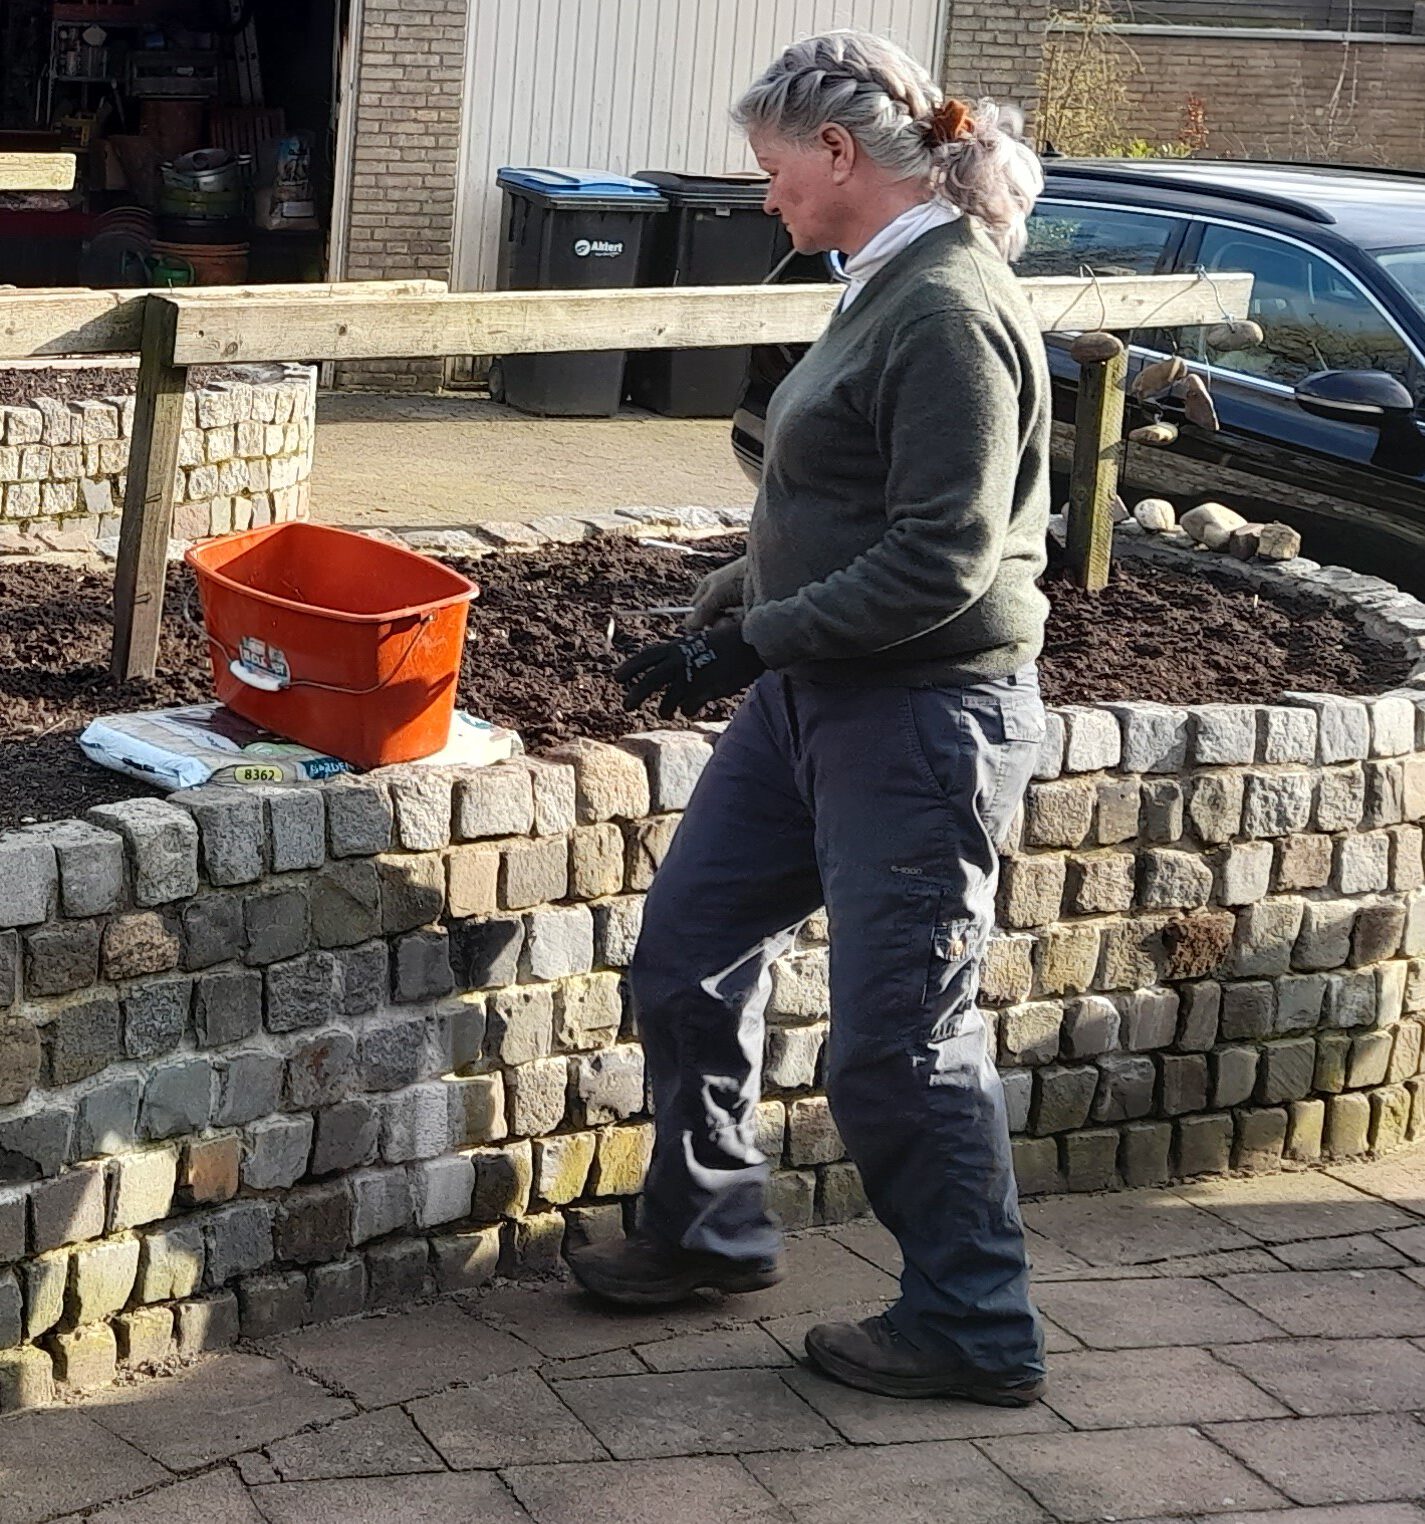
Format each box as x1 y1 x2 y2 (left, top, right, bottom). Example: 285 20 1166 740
497 167 664 201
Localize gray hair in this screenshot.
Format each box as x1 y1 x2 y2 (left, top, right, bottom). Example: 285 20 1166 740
732 30 1043 262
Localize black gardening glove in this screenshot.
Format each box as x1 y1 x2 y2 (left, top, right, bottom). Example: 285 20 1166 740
615 622 766 719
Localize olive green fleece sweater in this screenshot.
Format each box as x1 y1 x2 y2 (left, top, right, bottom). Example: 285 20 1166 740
741 216 1051 686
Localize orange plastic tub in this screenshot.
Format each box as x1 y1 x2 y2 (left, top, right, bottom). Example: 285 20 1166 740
185 522 478 769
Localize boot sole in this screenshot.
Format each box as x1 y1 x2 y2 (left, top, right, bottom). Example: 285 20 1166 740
805 1334 1045 1405
570 1260 785 1308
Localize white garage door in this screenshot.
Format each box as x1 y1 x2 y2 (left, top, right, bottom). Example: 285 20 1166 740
452 0 947 293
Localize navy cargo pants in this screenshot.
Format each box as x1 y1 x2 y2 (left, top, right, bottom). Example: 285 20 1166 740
629 667 1046 1378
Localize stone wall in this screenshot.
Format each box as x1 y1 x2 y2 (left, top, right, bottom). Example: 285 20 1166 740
3 506 1425 1411
1113 28 1425 168
0 364 317 552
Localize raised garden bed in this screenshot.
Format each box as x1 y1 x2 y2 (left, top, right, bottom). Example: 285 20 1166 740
0 533 1410 828
0 358 316 550
3 511 1425 1412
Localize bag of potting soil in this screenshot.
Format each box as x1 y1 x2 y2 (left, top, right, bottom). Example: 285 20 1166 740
79 704 520 793
254 132 320 231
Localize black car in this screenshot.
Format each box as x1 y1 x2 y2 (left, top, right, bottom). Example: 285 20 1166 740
1027 159 1425 585
734 159 1425 589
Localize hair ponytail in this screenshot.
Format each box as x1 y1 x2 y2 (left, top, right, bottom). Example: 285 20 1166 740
929 99 1043 262
733 31 1043 262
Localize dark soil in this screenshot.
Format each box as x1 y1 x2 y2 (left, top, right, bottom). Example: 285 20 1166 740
0 365 255 407
1038 554 1410 707
449 536 746 749
0 536 1408 828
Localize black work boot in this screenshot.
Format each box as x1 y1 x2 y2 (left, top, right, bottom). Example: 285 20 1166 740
568 1231 785 1307
805 1314 1046 1404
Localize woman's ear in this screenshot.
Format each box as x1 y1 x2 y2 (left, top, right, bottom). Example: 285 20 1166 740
821 123 857 184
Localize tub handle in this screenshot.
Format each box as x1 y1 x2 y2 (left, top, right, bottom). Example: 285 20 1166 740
229 658 290 692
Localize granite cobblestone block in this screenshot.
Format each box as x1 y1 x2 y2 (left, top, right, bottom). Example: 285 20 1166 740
193 968 261 1047
122 976 190 1060
265 951 338 1032
1217 841 1274 905
24 921 99 999
242 1115 314 1191
1284 693 1369 763
254 786 325 873
175 788 265 886
523 758 577 837
1192 705 1257 766
1186 772 1244 845
1140 779 1184 843
1025 781 1095 849
214 1048 283 1128
1061 706 1121 772
181 893 246 971
1176 981 1221 1052
310 860 382 949
103 913 181 983
1388 824 1424 890
87 801 198 907
244 886 311 966
386 771 453 851
45 995 122 1088
454 762 534 841
75 1074 141 1158
1106 702 1188 773
322 778 392 858
546 738 651 823
1316 764 1367 833
618 731 713 812
1067 852 1135 916
1258 705 1317 765
1242 771 1314 838
1365 759 1407 828
284 1030 356 1111
1095 778 1140 844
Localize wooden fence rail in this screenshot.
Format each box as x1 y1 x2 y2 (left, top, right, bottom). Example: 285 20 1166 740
159 273 1250 366
0 280 450 361
0 271 1252 681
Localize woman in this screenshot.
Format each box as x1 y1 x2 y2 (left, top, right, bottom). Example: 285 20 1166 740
571 29 1051 1406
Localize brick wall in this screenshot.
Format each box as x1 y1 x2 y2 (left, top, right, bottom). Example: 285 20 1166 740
1114 30 1425 167
336 0 469 392
942 0 1051 119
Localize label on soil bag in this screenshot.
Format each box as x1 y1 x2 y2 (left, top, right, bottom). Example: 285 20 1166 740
573 238 624 258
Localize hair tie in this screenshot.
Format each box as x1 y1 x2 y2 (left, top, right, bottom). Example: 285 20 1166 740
927 97 975 144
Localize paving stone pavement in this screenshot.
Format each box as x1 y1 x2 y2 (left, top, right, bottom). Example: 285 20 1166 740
10 1156 1425 1522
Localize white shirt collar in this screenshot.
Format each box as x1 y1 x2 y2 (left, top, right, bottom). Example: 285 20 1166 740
837 200 962 310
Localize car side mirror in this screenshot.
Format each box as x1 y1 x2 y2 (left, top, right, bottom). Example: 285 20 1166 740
1294 369 1417 429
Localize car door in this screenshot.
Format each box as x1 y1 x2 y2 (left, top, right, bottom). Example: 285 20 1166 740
1017 198 1191 477
1122 219 1425 583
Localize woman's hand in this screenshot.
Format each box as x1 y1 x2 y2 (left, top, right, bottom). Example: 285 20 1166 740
686 556 747 631
615 623 765 719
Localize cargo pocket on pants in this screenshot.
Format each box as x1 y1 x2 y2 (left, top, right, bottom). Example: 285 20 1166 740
923 910 980 1041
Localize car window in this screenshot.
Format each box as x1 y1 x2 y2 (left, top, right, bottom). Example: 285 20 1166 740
1374 247 1425 312
1188 223 1414 390
1017 203 1179 278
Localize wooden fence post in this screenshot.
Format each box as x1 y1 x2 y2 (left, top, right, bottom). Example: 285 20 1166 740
1065 331 1128 592
111 297 188 682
